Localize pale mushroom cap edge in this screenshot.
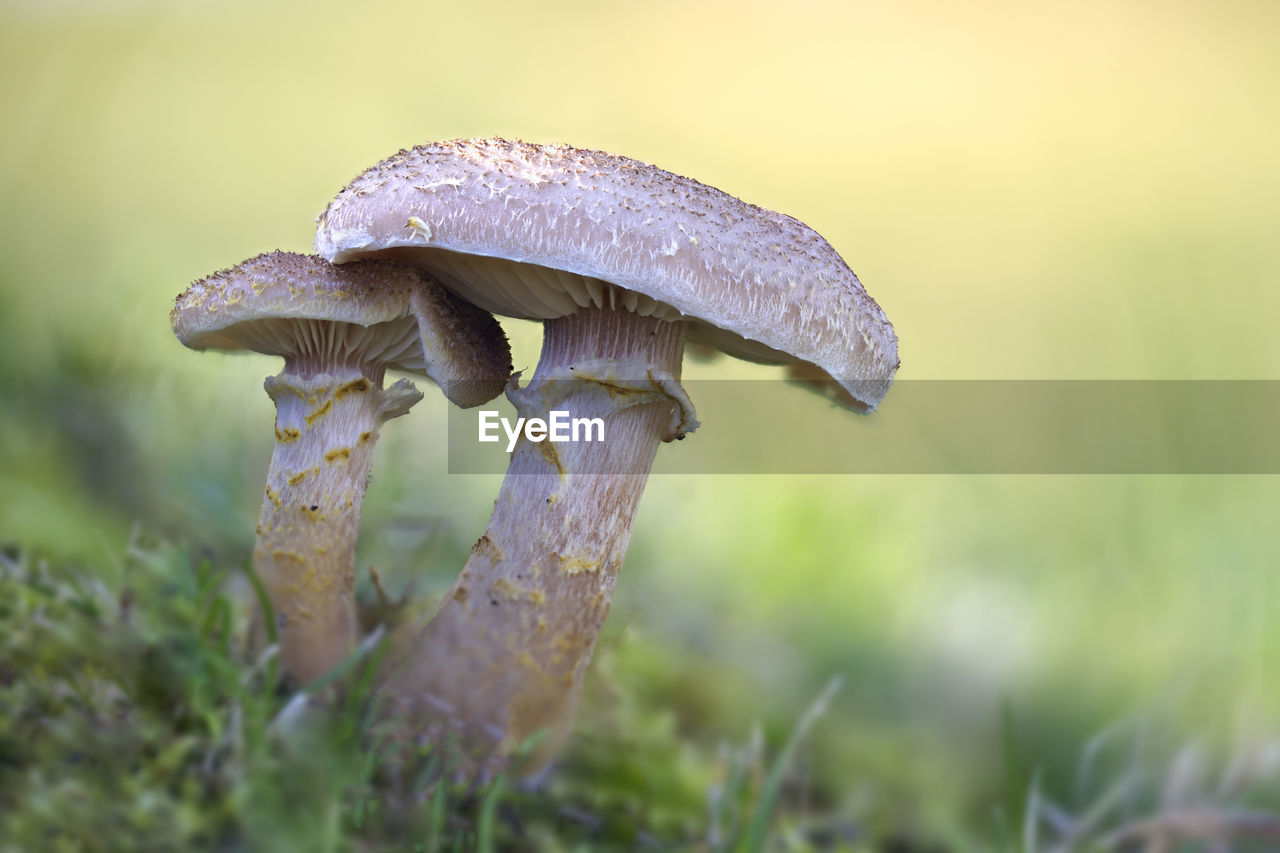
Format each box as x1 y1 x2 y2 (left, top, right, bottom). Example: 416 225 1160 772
171 251 512 407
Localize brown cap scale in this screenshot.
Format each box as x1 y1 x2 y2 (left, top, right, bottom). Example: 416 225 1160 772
315 139 898 768
172 251 511 684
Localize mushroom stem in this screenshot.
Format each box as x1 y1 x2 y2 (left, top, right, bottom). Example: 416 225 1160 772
256 365 421 685
382 307 688 763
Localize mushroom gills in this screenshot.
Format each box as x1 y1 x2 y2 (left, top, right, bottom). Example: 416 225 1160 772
368 246 867 394
206 316 428 374
379 246 686 324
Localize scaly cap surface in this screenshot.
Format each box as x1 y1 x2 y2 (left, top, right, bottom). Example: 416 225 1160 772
315 139 898 410
172 251 511 407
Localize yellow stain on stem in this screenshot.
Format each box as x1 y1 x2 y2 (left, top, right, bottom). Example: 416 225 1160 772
275 426 301 443
539 440 565 479
492 577 525 600
306 399 333 424
556 553 600 575
335 378 370 398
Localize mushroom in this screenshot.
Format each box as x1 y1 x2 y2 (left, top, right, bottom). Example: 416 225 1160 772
171 251 511 684
315 139 898 761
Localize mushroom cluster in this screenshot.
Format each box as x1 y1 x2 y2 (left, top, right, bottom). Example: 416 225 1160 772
172 252 512 684
172 139 897 772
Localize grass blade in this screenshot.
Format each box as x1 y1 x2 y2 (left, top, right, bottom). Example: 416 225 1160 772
741 677 842 852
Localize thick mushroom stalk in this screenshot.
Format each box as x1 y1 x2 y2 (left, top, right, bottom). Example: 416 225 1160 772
383 307 690 759
257 365 421 684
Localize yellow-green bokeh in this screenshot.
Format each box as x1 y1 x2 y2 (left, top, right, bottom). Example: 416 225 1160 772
2 0 1277 825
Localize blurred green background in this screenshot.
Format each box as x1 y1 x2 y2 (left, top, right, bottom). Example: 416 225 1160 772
2 0 1277 844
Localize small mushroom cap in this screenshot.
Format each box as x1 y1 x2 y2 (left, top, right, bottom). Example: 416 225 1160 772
316 138 898 410
171 251 511 407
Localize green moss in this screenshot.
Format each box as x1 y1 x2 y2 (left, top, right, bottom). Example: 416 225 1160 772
4 538 1279 851
0 539 868 852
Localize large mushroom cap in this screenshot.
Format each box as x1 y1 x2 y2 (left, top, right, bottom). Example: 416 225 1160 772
171 251 511 407
315 138 899 410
